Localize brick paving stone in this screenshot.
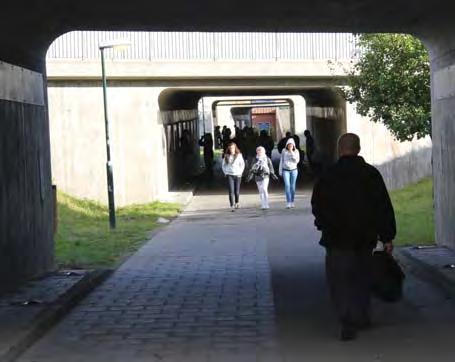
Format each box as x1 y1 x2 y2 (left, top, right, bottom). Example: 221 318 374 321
18 194 282 361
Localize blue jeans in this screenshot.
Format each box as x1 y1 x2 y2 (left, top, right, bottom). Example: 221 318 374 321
283 169 298 203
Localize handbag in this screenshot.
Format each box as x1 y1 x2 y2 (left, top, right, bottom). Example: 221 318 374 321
370 250 405 302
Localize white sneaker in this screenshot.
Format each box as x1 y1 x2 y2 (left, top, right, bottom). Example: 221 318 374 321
286 203 291 209
230 206 235 212
235 203 240 209
291 202 295 208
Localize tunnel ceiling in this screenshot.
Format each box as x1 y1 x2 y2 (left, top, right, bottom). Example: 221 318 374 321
1 1 454 70
158 87 344 110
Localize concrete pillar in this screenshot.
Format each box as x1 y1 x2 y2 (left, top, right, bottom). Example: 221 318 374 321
292 96 307 141
305 90 347 165
427 32 455 249
0 60 54 289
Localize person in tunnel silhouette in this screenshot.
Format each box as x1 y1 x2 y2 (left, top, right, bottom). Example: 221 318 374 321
214 125 222 149
304 129 315 163
311 133 396 341
198 133 214 179
257 129 275 159
178 129 194 182
222 126 232 149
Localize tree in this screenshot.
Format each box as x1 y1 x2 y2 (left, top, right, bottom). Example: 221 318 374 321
344 34 431 142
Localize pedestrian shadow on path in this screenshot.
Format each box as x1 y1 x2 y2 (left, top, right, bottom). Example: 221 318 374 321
259 200 455 361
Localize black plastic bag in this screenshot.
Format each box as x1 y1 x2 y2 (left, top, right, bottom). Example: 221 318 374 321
370 250 405 302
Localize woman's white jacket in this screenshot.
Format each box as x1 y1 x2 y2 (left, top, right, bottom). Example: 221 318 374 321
279 150 300 175
222 154 245 176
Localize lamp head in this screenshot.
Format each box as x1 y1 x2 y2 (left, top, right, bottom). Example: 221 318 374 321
99 39 131 50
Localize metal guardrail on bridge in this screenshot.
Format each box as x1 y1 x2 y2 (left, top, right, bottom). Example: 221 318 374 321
47 31 358 61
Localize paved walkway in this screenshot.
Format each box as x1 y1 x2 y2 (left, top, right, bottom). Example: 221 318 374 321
19 190 455 361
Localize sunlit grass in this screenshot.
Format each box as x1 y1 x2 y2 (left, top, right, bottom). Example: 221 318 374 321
390 177 434 246
55 192 180 268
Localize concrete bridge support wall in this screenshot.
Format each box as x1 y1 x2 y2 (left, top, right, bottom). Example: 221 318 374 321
427 33 455 249
346 103 433 190
48 82 169 206
292 96 307 141
0 61 54 289
160 109 200 190
306 106 347 166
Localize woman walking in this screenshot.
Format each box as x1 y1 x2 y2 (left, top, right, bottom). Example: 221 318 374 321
247 146 278 210
279 138 300 208
222 142 245 211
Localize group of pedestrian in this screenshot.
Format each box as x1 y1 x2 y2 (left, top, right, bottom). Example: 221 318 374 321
221 134 300 211
200 125 278 184
230 126 274 163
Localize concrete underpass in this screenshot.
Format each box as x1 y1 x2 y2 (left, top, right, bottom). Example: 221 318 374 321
2 1 455 360
158 86 347 190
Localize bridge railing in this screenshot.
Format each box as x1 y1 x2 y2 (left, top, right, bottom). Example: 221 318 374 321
47 31 359 61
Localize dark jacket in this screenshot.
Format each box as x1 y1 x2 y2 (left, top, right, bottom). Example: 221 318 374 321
277 136 291 154
257 135 274 157
311 156 396 250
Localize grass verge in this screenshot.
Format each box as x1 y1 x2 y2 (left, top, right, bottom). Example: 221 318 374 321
390 177 434 246
55 192 181 269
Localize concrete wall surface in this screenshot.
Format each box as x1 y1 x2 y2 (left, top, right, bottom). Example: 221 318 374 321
0 61 54 289
48 83 168 206
307 105 347 164
292 96 307 140
346 103 432 190
160 108 201 190
427 31 455 249
47 59 350 80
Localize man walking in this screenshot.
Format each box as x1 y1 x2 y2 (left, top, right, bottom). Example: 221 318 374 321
311 133 396 341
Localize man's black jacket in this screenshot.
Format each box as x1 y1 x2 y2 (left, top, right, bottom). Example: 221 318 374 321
311 155 396 250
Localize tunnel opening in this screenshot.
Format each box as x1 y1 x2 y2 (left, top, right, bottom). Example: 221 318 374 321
0 0 451 358
40 30 433 287
157 87 351 192
45 30 432 205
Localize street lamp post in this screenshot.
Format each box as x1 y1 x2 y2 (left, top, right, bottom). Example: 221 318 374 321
99 40 130 229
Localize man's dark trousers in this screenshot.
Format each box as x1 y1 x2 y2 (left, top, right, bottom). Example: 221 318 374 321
325 248 372 328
